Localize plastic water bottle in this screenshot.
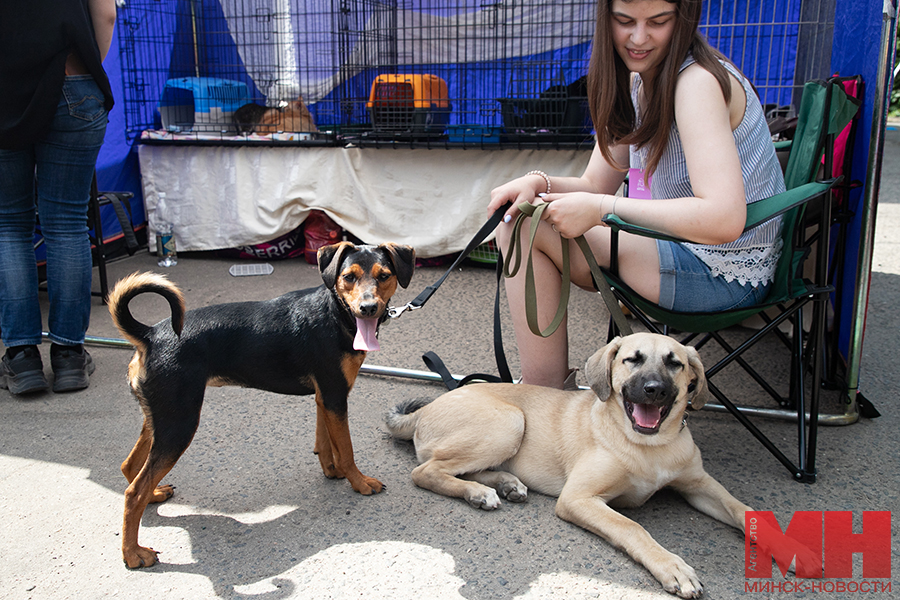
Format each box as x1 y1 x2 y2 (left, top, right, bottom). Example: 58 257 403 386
155 192 177 267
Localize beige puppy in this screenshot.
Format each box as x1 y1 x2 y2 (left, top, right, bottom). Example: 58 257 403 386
386 333 753 599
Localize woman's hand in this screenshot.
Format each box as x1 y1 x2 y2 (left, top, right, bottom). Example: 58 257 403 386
488 173 547 221
538 192 612 238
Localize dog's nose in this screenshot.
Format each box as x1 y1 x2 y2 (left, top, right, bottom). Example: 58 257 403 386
359 301 379 317
643 380 667 402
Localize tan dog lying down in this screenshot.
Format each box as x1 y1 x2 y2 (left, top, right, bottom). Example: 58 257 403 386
386 333 753 599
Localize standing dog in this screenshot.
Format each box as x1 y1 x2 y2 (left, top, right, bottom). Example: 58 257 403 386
386 333 754 599
109 242 414 569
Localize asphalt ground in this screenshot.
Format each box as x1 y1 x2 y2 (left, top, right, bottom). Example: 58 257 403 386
2 129 899 599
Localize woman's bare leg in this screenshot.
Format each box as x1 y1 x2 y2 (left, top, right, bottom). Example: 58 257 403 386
498 219 570 388
497 217 661 389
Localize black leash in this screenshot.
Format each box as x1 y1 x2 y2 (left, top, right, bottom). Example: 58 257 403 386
390 203 513 388
398 200 632 391
388 203 509 319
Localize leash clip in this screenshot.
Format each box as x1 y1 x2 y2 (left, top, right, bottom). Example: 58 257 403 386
388 302 420 319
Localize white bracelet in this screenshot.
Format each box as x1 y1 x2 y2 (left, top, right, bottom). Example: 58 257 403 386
526 170 551 195
600 195 618 218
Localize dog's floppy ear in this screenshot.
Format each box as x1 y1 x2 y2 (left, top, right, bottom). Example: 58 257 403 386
685 345 709 410
318 242 357 289
584 337 622 401
380 243 416 288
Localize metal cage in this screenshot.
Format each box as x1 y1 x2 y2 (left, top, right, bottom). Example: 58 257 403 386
116 0 836 147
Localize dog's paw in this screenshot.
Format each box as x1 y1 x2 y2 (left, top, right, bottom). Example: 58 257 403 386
150 483 175 504
466 488 501 510
319 461 344 480
654 554 703 599
789 544 823 578
123 545 160 569
499 480 528 503
354 475 384 495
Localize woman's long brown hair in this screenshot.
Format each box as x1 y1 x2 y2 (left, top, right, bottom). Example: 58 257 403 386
588 0 733 175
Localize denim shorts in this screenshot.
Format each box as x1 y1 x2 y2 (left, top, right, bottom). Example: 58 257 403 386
657 240 770 312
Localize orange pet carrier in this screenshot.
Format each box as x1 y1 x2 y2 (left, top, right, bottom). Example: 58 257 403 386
367 74 451 133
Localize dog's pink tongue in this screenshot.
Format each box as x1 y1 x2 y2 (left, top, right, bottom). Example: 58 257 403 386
354 318 380 351
633 403 662 428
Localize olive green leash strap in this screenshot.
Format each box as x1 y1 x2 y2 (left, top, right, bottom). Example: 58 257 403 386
503 202 572 337
574 235 633 336
503 201 632 338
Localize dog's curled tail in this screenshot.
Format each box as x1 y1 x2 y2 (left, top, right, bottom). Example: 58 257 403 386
108 272 186 350
385 396 434 440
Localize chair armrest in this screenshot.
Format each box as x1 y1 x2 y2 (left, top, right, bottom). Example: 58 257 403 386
773 140 792 152
601 177 840 242
601 213 692 243
744 178 839 231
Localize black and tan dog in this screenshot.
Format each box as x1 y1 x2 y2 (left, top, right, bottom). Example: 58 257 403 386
109 242 414 569
386 333 757 599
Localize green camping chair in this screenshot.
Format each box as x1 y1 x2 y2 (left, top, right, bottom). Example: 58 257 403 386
601 77 861 483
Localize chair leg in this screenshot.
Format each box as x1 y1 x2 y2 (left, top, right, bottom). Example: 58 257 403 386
707 380 810 481
805 298 827 480
788 308 804 412
709 331 787 406
792 307 809 475
89 173 109 303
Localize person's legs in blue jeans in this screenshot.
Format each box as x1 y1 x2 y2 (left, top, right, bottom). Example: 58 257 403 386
0 76 108 395
38 77 108 347
0 148 43 348
0 146 50 394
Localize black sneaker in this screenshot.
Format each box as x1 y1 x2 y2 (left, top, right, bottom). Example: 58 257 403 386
50 344 95 393
1 346 50 395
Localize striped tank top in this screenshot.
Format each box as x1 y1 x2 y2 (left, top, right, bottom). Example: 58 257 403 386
629 56 786 287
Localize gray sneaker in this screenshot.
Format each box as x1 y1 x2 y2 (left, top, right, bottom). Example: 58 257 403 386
50 345 95 393
1 346 50 395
